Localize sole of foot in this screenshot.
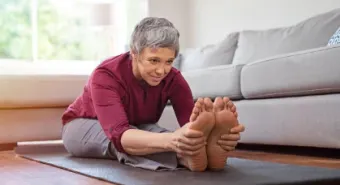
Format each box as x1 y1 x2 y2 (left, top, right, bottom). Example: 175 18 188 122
207 97 238 171
182 97 215 172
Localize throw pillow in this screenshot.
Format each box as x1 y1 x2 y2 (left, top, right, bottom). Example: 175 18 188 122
328 27 340 46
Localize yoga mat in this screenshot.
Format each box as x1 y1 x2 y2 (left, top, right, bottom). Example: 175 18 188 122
15 144 340 185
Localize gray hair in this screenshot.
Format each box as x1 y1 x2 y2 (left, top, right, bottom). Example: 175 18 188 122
130 17 180 57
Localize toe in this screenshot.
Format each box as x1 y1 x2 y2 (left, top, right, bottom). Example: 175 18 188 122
193 106 200 114
197 98 204 104
195 99 203 112
223 97 230 109
190 105 201 122
213 97 224 112
197 98 204 111
204 98 214 112
227 101 234 111
231 105 236 113
190 112 198 122
234 112 238 118
201 103 206 112
223 97 230 103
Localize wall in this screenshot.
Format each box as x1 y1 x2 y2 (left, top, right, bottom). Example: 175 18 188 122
148 0 191 50
189 0 340 47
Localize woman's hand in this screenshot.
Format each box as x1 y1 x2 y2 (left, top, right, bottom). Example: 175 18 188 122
217 124 245 151
169 123 206 156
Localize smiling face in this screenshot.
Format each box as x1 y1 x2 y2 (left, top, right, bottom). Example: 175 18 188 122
131 47 175 86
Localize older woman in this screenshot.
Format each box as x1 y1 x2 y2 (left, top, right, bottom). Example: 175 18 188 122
61 17 245 172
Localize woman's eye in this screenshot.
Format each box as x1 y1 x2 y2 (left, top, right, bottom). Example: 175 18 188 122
167 60 173 64
150 59 158 63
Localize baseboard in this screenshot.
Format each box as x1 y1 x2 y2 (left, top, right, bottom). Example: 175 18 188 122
236 143 340 159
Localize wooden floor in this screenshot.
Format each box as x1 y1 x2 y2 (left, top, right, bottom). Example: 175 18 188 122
1 144 340 185
0 150 114 185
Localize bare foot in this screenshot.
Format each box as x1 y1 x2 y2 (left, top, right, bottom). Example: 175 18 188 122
223 97 238 118
206 97 239 171
178 97 215 172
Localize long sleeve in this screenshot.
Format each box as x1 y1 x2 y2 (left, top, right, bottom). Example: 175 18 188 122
169 73 195 127
90 68 131 153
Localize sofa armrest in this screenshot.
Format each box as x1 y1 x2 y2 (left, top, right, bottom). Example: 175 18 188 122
0 74 88 108
241 45 340 99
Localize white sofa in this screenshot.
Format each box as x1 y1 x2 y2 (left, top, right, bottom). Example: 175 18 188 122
159 8 340 149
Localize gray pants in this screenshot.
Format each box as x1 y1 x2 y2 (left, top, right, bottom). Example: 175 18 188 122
62 118 179 171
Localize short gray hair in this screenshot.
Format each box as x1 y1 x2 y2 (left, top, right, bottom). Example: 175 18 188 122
130 17 180 57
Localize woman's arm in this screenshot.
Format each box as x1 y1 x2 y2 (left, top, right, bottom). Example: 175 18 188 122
169 72 195 126
92 69 204 156
121 125 206 156
91 69 201 156
121 129 173 155
92 69 174 156
90 69 132 153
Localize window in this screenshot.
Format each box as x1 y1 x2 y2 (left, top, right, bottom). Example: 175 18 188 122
0 0 148 74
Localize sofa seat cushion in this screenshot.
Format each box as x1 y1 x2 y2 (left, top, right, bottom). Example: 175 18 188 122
235 93 340 149
241 45 340 99
0 75 88 108
182 64 244 100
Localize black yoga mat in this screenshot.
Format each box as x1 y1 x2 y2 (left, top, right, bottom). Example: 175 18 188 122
15 144 340 185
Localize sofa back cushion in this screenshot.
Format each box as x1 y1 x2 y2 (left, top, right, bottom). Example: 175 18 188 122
179 32 239 72
232 8 340 65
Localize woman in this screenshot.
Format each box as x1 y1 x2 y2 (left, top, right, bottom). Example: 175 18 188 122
61 17 245 172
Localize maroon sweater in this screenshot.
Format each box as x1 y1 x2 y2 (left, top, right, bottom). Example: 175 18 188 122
62 52 194 153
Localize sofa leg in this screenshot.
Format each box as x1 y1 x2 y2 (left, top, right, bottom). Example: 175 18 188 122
0 143 18 151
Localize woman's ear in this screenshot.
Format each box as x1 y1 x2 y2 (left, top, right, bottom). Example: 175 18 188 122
130 49 137 61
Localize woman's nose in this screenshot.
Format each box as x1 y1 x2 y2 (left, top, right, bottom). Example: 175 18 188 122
155 67 165 76
155 64 166 76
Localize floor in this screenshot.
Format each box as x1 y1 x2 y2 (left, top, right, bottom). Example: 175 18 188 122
0 150 113 185
1 144 340 185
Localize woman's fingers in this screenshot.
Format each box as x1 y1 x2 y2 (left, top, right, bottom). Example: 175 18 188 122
177 139 206 152
230 124 245 133
220 145 236 151
172 124 208 156
221 133 240 141
174 133 206 156
217 140 238 148
176 146 202 156
178 135 205 146
183 128 204 138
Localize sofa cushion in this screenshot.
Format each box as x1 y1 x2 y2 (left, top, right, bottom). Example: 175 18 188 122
328 27 340 46
179 46 213 72
233 8 340 65
182 64 244 100
172 54 182 70
241 45 340 99
235 93 340 149
180 32 239 72
200 32 239 68
0 75 88 108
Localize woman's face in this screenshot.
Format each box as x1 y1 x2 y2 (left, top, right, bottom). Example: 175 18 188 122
132 47 175 86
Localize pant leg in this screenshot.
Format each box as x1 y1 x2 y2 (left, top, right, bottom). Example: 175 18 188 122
62 118 180 171
62 118 116 159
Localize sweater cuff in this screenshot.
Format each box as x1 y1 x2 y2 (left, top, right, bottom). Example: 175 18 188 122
111 125 132 154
